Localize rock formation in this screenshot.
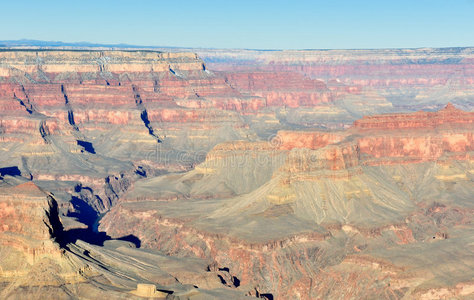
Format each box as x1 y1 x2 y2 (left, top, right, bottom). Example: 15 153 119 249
0 47 473 299
101 105 474 299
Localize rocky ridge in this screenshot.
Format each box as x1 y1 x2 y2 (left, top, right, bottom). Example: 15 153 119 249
101 104 474 299
0 48 472 299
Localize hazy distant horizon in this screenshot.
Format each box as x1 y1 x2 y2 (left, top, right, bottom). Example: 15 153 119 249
1 38 473 52
1 0 473 50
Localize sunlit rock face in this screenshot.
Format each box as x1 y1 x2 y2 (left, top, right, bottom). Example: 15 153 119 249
0 48 473 299
198 47 474 112
0 181 62 258
0 179 81 299
102 105 474 299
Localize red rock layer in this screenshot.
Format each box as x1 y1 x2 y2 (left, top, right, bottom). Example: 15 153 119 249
276 130 347 150
198 48 474 109
354 103 473 129
101 104 474 298
192 105 474 179
0 50 257 166
273 104 474 168
0 182 62 263
221 71 335 107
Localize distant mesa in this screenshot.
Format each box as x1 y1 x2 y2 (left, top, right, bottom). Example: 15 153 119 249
353 103 473 130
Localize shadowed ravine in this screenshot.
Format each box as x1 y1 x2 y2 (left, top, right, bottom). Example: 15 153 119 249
0 48 473 299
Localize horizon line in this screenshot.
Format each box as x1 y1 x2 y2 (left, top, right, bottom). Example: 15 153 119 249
1 39 473 52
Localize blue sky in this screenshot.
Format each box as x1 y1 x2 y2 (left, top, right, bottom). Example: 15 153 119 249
0 0 472 49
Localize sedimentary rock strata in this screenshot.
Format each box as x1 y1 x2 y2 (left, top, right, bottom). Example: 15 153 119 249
0 48 473 299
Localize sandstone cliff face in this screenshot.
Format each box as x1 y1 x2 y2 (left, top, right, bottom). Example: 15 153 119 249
198 47 474 116
354 103 473 129
0 50 253 217
221 71 333 108
0 178 250 299
0 50 202 76
1 48 473 299
0 181 62 258
0 50 246 157
0 179 78 298
101 105 474 299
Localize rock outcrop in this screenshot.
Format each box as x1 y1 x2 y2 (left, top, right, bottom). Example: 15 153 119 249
0 177 253 299
101 105 474 299
354 103 473 129
198 47 474 119
0 47 473 299
0 181 63 263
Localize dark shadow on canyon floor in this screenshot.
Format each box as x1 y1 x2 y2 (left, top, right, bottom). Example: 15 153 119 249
59 224 141 248
0 166 21 177
63 196 141 248
68 196 98 228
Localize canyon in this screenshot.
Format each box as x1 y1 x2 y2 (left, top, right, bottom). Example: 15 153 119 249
0 47 473 299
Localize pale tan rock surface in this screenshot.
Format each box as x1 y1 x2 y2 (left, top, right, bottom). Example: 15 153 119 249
0 48 473 299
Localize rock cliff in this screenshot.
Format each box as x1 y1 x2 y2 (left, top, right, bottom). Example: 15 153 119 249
0 48 473 299
101 105 474 299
